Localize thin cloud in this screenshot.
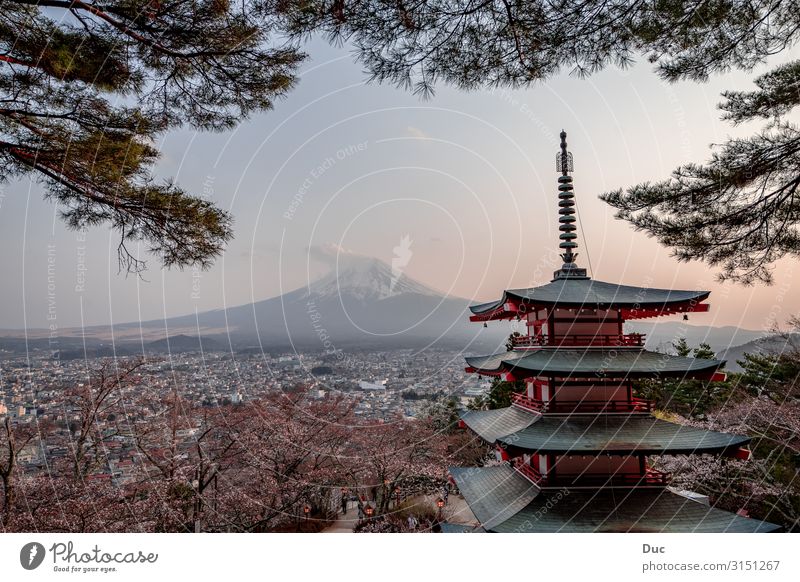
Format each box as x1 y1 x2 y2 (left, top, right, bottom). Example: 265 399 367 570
407 126 431 140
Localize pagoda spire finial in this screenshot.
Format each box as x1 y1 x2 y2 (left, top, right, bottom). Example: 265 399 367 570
558 129 572 176
553 130 587 280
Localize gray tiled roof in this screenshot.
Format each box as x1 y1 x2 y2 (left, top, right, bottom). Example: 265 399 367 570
449 465 540 531
470 278 709 314
439 522 483 533
493 414 750 454
489 489 781 533
465 348 723 378
459 406 540 443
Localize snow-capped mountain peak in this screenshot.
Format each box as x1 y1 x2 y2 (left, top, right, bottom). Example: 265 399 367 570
304 253 441 301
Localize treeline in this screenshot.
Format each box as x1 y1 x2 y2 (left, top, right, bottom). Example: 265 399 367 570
647 339 800 532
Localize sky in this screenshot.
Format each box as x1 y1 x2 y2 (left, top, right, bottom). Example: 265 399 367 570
1 38 798 332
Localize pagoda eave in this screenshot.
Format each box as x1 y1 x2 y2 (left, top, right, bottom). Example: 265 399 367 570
448 465 540 531
449 466 782 533
464 348 725 380
622 302 710 320
469 280 711 321
491 489 783 533
501 443 749 457
461 408 750 456
448 469 783 533
469 310 515 322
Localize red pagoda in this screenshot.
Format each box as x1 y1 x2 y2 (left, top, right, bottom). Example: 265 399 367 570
447 132 780 533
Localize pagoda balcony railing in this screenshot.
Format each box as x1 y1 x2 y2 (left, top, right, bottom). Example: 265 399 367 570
545 469 671 488
511 393 654 414
512 333 645 348
510 393 545 413
512 463 670 488
642 468 671 486
512 458 545 486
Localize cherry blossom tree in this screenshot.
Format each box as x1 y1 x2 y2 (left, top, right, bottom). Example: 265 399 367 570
653 391 800 530
63 357 145 480
5 375 461 532
10 472 156 532
213 392 355 532
0 416 37 527
348 416 449 515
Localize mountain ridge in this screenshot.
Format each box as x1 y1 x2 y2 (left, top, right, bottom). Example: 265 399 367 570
0 252 778 356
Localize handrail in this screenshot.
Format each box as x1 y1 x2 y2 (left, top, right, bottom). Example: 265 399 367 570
545 399 654 413
544 469 671 487
512 333 645 348
512 458 544 485
511 459 670 487
511 393 654 414
643 468 671 485
510 393 545 412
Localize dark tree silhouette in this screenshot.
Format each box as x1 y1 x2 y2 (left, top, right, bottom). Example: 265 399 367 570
282 1 798 91
0 1 303 272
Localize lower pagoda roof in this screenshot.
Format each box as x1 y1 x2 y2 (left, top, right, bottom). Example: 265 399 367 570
465 348 723 378
448 465 540 530
440 522 484 533
461 408 749 455
450 466 781 532
455 405 539 442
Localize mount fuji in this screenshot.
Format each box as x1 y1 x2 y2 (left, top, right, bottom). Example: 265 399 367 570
2 248 768 356
124 249 504 350
299 249 442 302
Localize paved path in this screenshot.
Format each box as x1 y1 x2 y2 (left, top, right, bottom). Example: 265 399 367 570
321 501 361 533
437 494 478 527
321 495 479 533
414 493 479 528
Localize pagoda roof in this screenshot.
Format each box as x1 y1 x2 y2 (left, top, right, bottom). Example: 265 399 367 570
448 465 540 530
465 348 723 379
460 409 749 454
496 489 781 532
455 405 540 442
470 277 709 316
448 469 781 532
440 522 484 533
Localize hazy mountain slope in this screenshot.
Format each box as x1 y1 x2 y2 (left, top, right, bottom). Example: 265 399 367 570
0 250 778 356
135 252 507 350
626 321 765 354
717 335 798 372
